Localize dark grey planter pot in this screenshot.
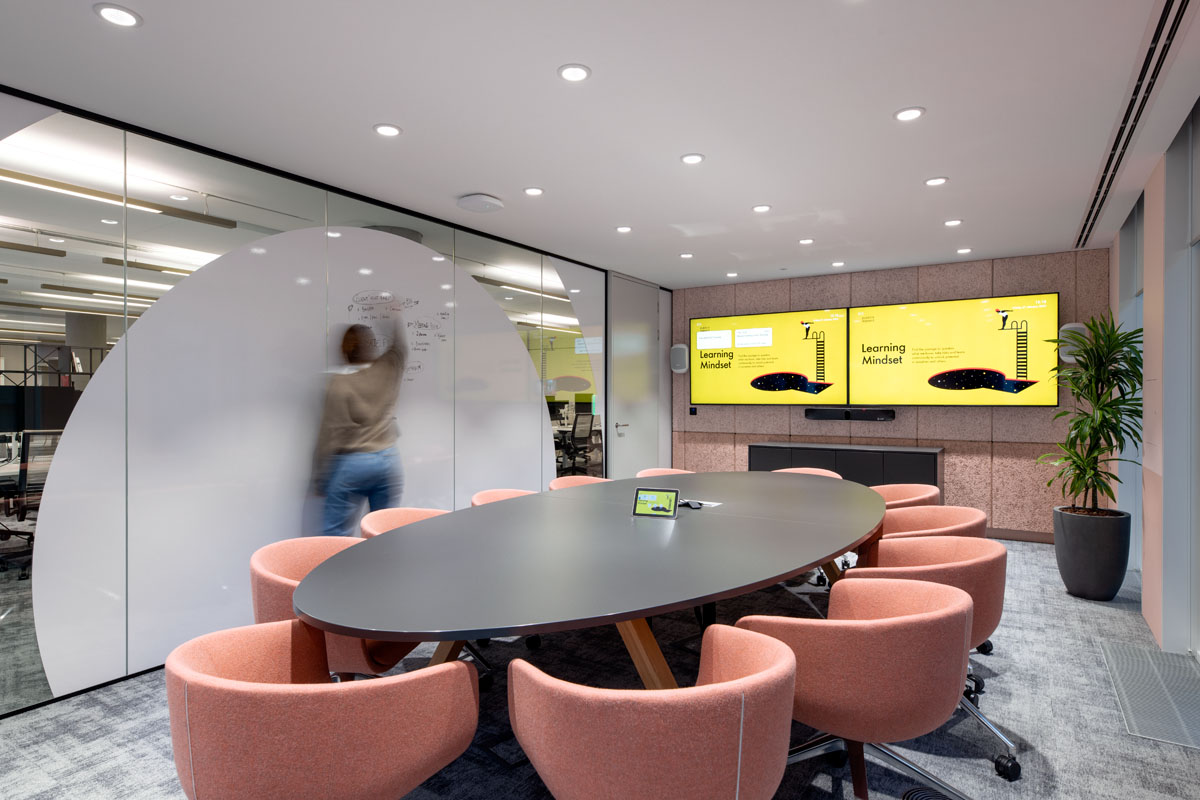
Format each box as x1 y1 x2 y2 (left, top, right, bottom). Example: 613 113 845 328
1052 506 1131 601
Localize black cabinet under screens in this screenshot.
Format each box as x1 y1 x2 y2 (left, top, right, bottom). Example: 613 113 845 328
748 442 943 490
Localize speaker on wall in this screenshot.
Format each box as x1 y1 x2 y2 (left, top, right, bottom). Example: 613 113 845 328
670 343 689 373
1058 322 1087 364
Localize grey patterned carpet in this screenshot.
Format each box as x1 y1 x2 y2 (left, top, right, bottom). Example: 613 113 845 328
2 540 1198 800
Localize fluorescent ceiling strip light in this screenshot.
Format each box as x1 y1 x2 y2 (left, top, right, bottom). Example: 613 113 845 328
0 336 67 344
75 273 173 291
0 169 161 213
524 312 579 326
40 283 159 303
0 240 65 257
0 318 64 327
0 327 64 336
23 291 152 309
499 284 572 303
516 322 578 335
101 257 196 274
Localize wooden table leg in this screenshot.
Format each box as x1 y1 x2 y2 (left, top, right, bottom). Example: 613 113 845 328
822 559 844 583
616 618 678 690
428 640 465 666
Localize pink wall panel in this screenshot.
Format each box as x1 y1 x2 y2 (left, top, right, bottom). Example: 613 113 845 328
991 385 1071 444
850 266 919 307
683 433 736 472
790 407 850 438
921 439 994 524
992 251 1077 326
735 279 791 315
671 286 687 345
685 285 735 321
734 405 789 435
918 406 992 442
917 259 993 302
672 431 686 470
1075 248 1112 324
991 442 1065 532
790 273 851 311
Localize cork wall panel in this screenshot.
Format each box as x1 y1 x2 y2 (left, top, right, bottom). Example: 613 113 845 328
684 403 735 433
849 407 917 439
734 405 790 435
672 431 686 470
735 279 791 315
850 437 919 448
790 273 851 311
683 432 736 472
992 251 1077 325
1075 248 1111 325
917 260 994 302
672 373 689 432
918 406 992 442
685 284 735 321
672 288 688 345
791 434 853 445
991 442 1064 532
790 407 851 438
735 433 783 471
850 266 919 307
919 439 993 524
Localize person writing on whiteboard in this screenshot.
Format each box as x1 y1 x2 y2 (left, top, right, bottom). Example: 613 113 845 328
313 317 407 535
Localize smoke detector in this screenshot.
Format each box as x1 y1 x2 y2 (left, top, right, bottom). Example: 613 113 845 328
456 193 504 213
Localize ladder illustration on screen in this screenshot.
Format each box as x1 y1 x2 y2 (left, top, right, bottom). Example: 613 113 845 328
813 330 826 383
1009 319 1028 380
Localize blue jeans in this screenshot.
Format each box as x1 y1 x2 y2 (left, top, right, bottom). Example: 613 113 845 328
322 447 403 536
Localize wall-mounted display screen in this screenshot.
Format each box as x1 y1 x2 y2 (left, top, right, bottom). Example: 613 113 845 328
848 293 1059 406
690 309 848 405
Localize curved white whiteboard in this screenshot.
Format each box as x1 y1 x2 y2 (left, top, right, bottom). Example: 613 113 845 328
34 227 554 694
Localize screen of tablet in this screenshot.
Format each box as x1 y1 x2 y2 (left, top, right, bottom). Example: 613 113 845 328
632 488 679 519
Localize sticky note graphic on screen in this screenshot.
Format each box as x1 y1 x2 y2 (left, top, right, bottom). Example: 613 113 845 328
848 294 1057 406
690 309 848 405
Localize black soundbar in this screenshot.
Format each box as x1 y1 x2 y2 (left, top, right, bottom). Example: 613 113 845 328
804 408 896 421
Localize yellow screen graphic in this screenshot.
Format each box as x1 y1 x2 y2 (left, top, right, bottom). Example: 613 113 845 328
690 310 848 405
848 294 1058 406
633 490 678 517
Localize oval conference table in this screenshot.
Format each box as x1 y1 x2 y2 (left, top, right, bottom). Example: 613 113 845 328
294 471 885 690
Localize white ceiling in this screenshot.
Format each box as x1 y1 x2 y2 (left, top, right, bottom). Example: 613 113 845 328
1 0 1198 289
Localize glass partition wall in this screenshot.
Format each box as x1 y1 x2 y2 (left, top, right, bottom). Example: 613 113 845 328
0 101 607 715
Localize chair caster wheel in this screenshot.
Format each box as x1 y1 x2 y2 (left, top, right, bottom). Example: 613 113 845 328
525 634 542 651
478 672 495 692
963 689 980 707
976 639 994 655
814 573 827 587
475 638 491 648
994 755 1020 781
967 674 985 693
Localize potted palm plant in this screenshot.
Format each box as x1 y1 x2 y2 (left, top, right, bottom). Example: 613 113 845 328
1039 314 1143 600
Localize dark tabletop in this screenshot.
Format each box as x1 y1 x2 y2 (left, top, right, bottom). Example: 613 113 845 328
293 471 885 641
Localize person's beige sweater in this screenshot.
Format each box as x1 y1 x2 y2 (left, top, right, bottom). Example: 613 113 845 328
313 344 405 485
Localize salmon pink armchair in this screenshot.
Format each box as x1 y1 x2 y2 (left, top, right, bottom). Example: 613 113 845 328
509 624 796 799
359 506 449 538
634 467 694 478
166 619 478 800
881 505 987 540
773 467 843 479
548 475 611 490
471 488 537 506
870 483 941 508
737 578 974 800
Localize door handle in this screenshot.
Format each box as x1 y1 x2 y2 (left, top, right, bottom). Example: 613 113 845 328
614 422 630 429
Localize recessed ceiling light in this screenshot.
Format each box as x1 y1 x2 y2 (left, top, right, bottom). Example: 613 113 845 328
169 194 189 201
680 153 705 165
832 261 845 267
100 218 119 225
326 231 341 238
440 283 452 290
616 226 632 233
504 296 514 300
925 177 947 187
726 272 738 278
445 301 455 308
358 268 372 275
944 219 962 227
373 123 402 137
250 247 267 255
894 107 924 122
558 64 590 82
957 248 972 254
523 187 544 197
94 3 142 27
752 205 771 213
296 277 311 286
680 253 694 259
798 238 814 245
47 237 65 243
569 288 581 293
432 255 446 261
